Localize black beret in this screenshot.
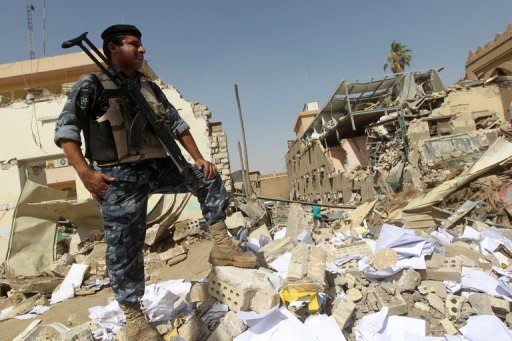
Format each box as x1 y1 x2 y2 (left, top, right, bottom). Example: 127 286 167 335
101 24 141 41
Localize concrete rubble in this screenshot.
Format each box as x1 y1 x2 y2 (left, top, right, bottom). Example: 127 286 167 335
4 144 512 341
1 77 512 340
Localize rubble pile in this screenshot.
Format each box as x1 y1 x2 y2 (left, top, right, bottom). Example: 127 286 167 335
2 116 512 340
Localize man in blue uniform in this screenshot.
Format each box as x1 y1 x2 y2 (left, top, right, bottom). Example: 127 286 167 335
54 24 257 339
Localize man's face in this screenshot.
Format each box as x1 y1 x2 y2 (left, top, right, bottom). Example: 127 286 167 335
109 35 145 71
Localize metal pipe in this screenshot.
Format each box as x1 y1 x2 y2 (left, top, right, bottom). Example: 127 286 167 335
233 193 356 209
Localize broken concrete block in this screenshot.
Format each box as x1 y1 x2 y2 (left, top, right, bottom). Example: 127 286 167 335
207 311 247 341
426 256 462 281
332 297 356 330
208 266 279 313
68 233 82 256
468 293 511 317
374 288 408 315
372 248 398 270
234 199 267 224
440 318 458 335
258 236 295 262
173 218 205 241
347 288 362 302
189 282 210 303
468 293 493 315
83 243 107 277
395 268 421 293
418 280 447 298
414 302 430 313
178 315 210 341
286 245 326 287
158 245 187 264
427 293 445 313
307 246 327 286
64 322 94 340
225 212 246 230
340 260 360 274
248 223 271 240
445 242 483 263
144 223 168 246
286 203 308 242
335 242 372 259
446 294 465 321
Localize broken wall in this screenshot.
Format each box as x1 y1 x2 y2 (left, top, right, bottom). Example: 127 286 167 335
439 84 505 121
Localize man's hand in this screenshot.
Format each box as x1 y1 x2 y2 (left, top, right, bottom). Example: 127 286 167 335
194 159 218 180
79 169 115 201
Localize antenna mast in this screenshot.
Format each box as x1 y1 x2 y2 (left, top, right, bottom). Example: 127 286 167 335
26 4 36 60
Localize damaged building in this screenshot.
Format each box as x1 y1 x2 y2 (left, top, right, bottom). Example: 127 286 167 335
286 67 512 205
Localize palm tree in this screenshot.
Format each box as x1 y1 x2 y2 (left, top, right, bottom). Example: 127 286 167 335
384 41 412 74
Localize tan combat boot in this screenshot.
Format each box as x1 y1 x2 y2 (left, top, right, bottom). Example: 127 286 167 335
119 302 161 341
208 220 258 268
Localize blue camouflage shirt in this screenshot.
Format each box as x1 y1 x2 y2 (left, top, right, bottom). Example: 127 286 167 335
54 73 190 148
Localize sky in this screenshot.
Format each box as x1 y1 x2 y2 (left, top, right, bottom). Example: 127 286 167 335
1 1 511 173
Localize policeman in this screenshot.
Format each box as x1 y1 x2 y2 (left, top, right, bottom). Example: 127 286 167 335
54 24 257 339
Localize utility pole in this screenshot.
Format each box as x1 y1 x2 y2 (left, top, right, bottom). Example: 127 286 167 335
234 84 252 196
237 141 249 197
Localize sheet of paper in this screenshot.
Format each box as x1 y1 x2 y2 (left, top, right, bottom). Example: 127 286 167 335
304 314 346 341
461 267 502 298
355 307 388 341
50 263 89 304
459 226 481 241
460 315 512 340
430 228 454 245
269 252 292 278
382 316 426 341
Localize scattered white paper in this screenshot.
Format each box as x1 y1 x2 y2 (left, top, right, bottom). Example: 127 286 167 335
201 302 229 329
480 228 512 254
88 300 125 339
269 252 292 278
0 305 13 319
141 279 192 323
444 280 462 294
431 228 454 245
355 307 388 341
461 267 502 298
376 224 426 251
50 263 89 304
459 226 481 241
237 306 281 328
273 228 287 240
236 308 316 341
15 305 50 320
298 231 314 244
460 315 512 340
381 315 426 341
304 314 346 341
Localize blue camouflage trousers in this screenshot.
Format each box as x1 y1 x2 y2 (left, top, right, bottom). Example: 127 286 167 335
93 157 229 304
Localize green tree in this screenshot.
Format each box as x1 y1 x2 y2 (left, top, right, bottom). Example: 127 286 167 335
384 41 412 74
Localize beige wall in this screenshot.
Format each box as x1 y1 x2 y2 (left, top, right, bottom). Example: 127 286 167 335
257 172 290 199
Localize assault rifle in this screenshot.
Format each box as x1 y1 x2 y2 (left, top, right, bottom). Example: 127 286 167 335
61 32 191 177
